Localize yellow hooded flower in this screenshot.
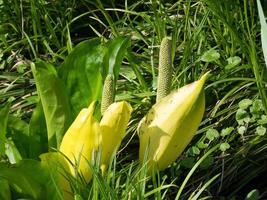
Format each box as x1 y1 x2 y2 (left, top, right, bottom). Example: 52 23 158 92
59 101 101 182
100 101 132 172
138 72 209 173
59 101 132 182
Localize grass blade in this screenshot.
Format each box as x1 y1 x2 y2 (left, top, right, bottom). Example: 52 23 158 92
257 0 267 68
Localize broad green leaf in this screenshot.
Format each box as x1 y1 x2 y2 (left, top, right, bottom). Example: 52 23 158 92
0 102 10 156
29 102 48 158
0 160 45 199
59 38 106 117
0 179 10 200
31 60 72 149
103 37 131 81
7 115 29 158
257 0 267 68
0 158 68 200
40 153 72 200
5 139 22 164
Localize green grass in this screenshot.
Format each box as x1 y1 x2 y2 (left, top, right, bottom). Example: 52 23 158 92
1 0 267 199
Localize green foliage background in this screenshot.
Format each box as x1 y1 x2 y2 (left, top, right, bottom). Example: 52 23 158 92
1 0 267 199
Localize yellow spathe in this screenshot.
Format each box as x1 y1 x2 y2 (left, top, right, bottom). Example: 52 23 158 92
138 72 209 173
59 101 132 182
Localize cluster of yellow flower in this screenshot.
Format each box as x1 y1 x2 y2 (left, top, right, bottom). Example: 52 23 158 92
53 37 209 198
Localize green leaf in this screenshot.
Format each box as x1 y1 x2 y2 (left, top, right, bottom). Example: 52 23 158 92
7 115 29 158
16 63 27 73
0 158 69 200
31 61 72 149
180 157 195 169
236 109 249 120
25 95 38 105
29 102 48 158
220 127 234 137
0 102 10 156
257 0 267 68
206 128 219 141
103 37 130 81
0 179 11 200
236 109 250 124
192 146 200 155
120 66 137 80
200 49 220 62
256 126 266 136
39 153 72 200
59 38 106 117
187 146 200 156
238 99 252 109
246 189 260 200
199 156 214 169
225 56 241 70
258 115 267 125
238 126 246 135
250 99 264 115
5 139 22 164
0 160 45 199
197 141 208 149
220 142 230 152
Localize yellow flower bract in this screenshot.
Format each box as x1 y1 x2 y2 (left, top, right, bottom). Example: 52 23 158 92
138 72 209 173
59 101 132 183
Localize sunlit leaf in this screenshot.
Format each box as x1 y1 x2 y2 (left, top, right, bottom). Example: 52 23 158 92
31 60 72 148
257 0 267 68
103 37 130 81
59 39 106 117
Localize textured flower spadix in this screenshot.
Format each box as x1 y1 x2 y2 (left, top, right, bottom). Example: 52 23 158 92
59 101 132 182
138 72 209 173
